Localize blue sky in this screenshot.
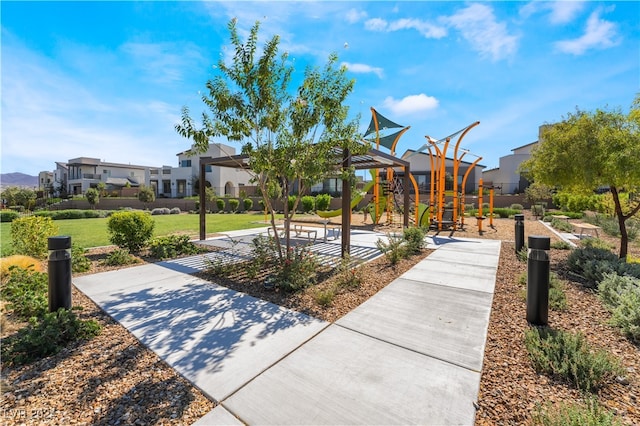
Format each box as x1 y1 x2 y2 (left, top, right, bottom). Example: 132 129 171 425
2 1 638 176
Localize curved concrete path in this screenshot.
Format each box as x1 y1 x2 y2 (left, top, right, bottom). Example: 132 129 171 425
73 231 500 425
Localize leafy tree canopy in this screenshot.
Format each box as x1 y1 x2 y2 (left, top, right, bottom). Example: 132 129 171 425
521 94 640 258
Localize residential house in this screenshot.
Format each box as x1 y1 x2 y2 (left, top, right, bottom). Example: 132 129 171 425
151 143 253 198
482 141 537 195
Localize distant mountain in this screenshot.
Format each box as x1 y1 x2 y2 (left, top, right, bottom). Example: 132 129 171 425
0 172 38 188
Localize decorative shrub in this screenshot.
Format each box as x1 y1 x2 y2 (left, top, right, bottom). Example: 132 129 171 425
551 218 574 232
71 244 91 273
0 255 43 278
274 246 319 292
580 238 615 250
550 241 572 250
376 233 407 265
0 210 19 222
216 198 225 212
148 234 199 259
243 198 253 211
599 273 639 310
301 196 315 213
287 195 297 212
229 199 240 213
0 267 48 319
11 216 59 259
102 248 139 266
524 327 622 392
531 204 545 218
314 287 336 306
1 308 101 366
608 285 640 342
403 226 426 254
334 255 364 289
531 399 622 426
509 203 524 211
315 194 331 211
170 207 181 214
107 211 155 253
567 247 619 288
493 208 520 218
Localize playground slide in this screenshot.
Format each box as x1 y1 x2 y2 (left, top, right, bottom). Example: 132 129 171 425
316 180 375 218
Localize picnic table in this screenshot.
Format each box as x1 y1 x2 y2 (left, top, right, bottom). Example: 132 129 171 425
551 215 570 222
572 222 601 238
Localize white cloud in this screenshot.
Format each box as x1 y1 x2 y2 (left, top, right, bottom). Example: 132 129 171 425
345 8 367 24
364 17 388 32
520 1 585 24
365 17 446 39
382 94 439 115
342 62 384 78
555 9 620 55
442 3 519 61
388 18 447 39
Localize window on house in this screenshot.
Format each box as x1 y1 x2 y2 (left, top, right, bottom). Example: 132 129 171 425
205 165 212 172
181 160 192 167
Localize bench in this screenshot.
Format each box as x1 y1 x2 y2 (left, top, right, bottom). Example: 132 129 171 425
292 219 341 242
572 222 601 238
551 215 570 222
268 225 317 243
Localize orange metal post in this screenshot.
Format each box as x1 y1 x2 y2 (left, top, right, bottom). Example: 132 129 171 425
478 178 484 233
489 187 494 227
460 156 483 228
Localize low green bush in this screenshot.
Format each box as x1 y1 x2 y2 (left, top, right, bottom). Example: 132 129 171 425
580 238 615 250
314 287 336 306
551 218 574 232
170 207 181 214
531 398 622 426
301 195 315 213
275 246 319 292
599 273 640 342
0 267 48 319
509 203 524 211
148 234 200 259
567 247 619 288
493 208 520 218
403 227 426 254
102 248 139 266
524 327 622 392
1 210 19 222
1 308 101 366
71 244 91 273
229 199 240 213
216 198 225 212
315 194 331 211
551 241 573 250
11 215 59 259
609 286 640 342
376 233 407 265
107 211 155 253
243 198 253 211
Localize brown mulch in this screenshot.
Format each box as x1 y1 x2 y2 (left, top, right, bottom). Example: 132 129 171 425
1 214 639 425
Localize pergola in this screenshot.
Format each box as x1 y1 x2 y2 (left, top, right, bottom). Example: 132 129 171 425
198 146 411 257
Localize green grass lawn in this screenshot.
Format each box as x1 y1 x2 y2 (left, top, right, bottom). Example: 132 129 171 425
0 212 277 254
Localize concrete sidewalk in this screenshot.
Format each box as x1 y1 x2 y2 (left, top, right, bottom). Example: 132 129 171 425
73 231 500 425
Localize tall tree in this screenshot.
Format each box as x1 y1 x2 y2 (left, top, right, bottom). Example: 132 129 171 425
176 19 365 258
521 95 640 258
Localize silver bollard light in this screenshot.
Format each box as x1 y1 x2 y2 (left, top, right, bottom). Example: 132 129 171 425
48 236 72 312
526 235 550 326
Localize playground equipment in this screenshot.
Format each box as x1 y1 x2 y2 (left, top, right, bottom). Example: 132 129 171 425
316 179 376 219
407 121 481 231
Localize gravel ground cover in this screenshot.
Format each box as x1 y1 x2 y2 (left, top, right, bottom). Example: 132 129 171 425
2 214 639 425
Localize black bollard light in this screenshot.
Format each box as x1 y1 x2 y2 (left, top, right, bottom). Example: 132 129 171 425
514 214 525 254
526 235 550 326
48 236 72 312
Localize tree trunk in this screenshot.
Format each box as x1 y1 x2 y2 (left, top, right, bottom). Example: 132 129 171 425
611 186 628 259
